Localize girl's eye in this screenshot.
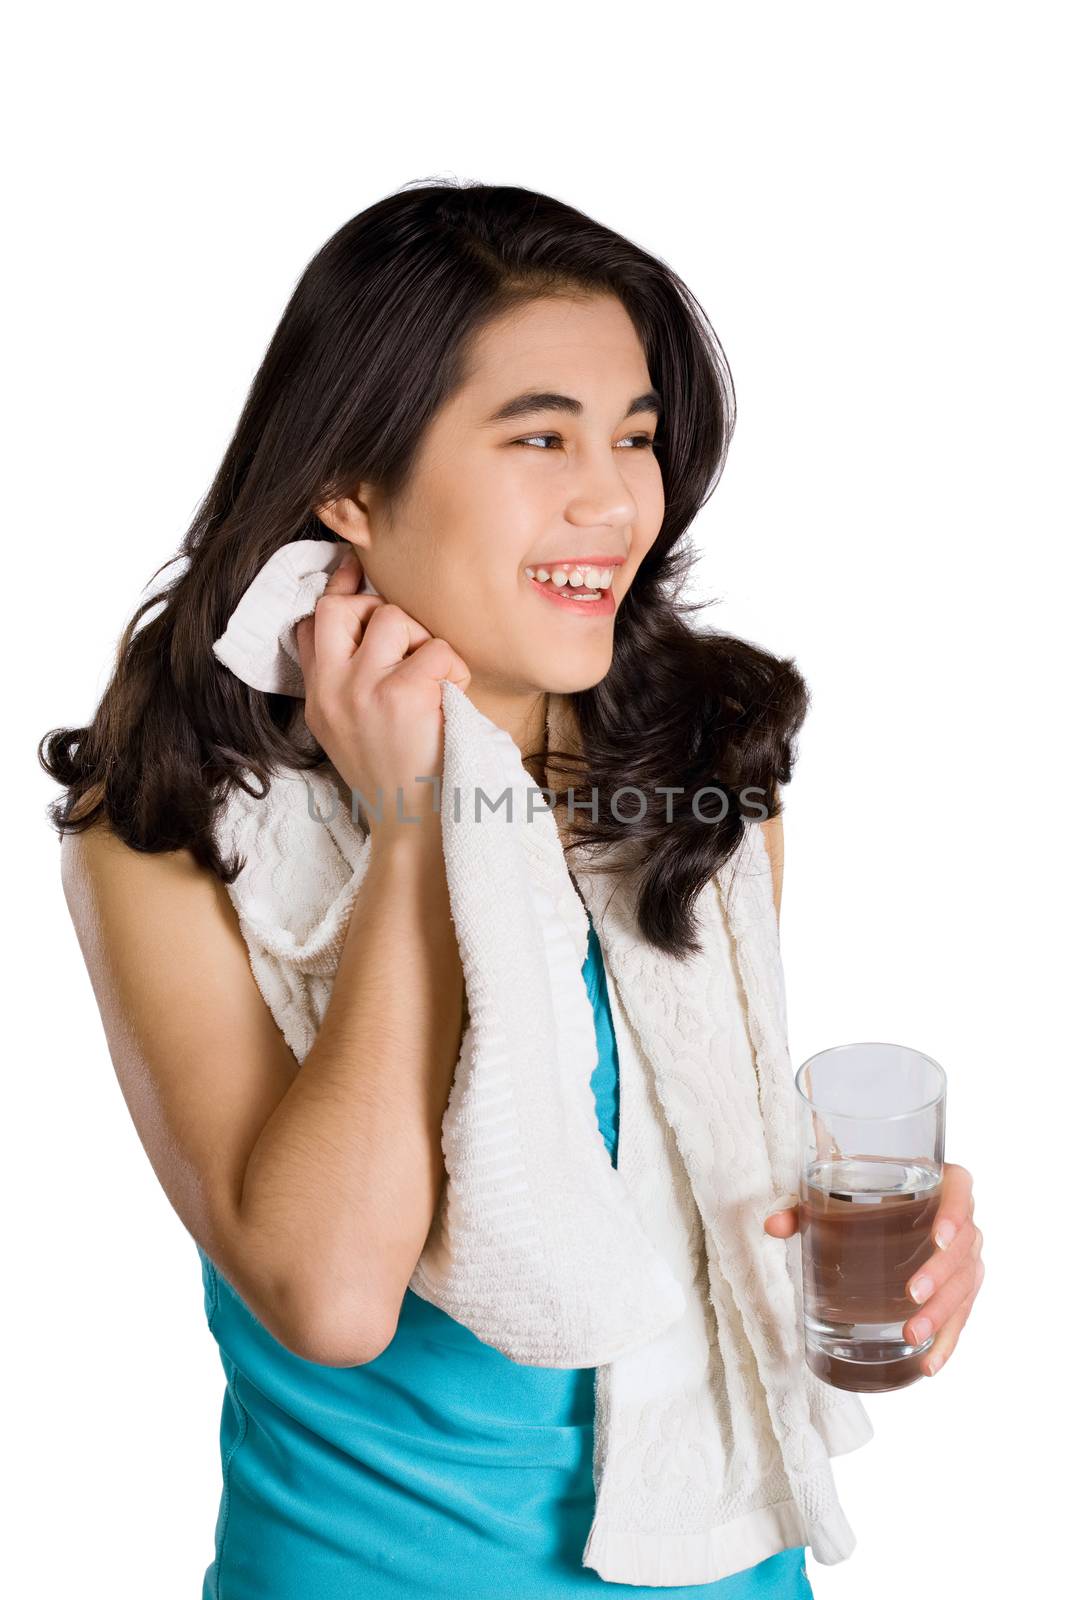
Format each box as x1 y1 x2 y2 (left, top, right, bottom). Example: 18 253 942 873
514 433 659 451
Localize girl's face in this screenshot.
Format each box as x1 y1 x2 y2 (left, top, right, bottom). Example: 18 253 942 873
319 292 665 740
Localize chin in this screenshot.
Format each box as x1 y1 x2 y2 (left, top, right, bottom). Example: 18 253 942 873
536 657 613 696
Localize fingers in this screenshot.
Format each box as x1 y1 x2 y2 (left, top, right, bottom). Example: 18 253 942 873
295 551 461 708
917 1253 985 1377
321 547 363 594
903 1224 983 1351
762 1191 799 1238
294 613 317 699
927 1161 975 1251
903 1160 979 1309
390 636 473 694
310 590 392 680
904 1162 982 1375
906 1214 980 1306
346 604 435 678
763 1209 799 1238
294 549 364 695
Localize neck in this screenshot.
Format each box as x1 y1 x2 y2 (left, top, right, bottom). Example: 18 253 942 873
463 683 586 851
464 684 549 788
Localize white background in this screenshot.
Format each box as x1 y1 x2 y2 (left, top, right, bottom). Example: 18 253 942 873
8 2 1063 1594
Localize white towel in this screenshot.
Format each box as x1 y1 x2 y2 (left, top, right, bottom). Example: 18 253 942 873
210 538 875 1585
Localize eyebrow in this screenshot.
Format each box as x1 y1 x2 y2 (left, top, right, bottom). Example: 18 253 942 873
481 388 664 426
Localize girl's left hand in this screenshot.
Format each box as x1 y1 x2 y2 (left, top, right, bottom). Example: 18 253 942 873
763 1160 984 1378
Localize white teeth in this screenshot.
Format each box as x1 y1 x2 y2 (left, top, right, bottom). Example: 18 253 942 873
523 563 614 591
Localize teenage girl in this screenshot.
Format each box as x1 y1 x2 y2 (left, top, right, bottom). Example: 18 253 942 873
44 181 982 1599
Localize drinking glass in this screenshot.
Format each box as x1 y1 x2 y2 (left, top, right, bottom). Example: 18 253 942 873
794 1041 947 1394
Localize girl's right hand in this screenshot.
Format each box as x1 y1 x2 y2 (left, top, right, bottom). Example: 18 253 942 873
294 548 471 848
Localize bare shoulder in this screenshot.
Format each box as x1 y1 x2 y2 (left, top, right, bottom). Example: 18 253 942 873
759 812 784 924
60 811 237 961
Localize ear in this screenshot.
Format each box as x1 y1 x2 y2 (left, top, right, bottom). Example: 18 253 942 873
314 492 373 557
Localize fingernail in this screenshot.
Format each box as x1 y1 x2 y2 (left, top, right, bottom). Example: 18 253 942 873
926 1353 943 1375
766 1192 799 1216
909 1275 934 1304
911 1315 933 1343
935 1222 957 1249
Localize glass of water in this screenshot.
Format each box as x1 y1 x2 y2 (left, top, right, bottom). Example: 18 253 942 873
794 1041 947 1394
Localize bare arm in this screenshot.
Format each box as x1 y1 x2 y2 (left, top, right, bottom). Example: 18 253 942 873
61 816 463 1368
236 823 465 1359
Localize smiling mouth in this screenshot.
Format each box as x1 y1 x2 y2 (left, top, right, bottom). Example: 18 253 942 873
523 561 620 598
524 570 616 616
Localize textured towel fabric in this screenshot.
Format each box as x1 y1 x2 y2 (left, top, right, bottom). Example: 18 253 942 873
209 540 875 1586
197 917 811 1598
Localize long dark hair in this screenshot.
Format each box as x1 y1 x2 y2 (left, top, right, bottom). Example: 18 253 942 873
39 178 809 955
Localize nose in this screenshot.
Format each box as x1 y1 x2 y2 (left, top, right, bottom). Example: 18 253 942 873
563 451 639 531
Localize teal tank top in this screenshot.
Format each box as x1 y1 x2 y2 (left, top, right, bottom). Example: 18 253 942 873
198 914 812 1597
